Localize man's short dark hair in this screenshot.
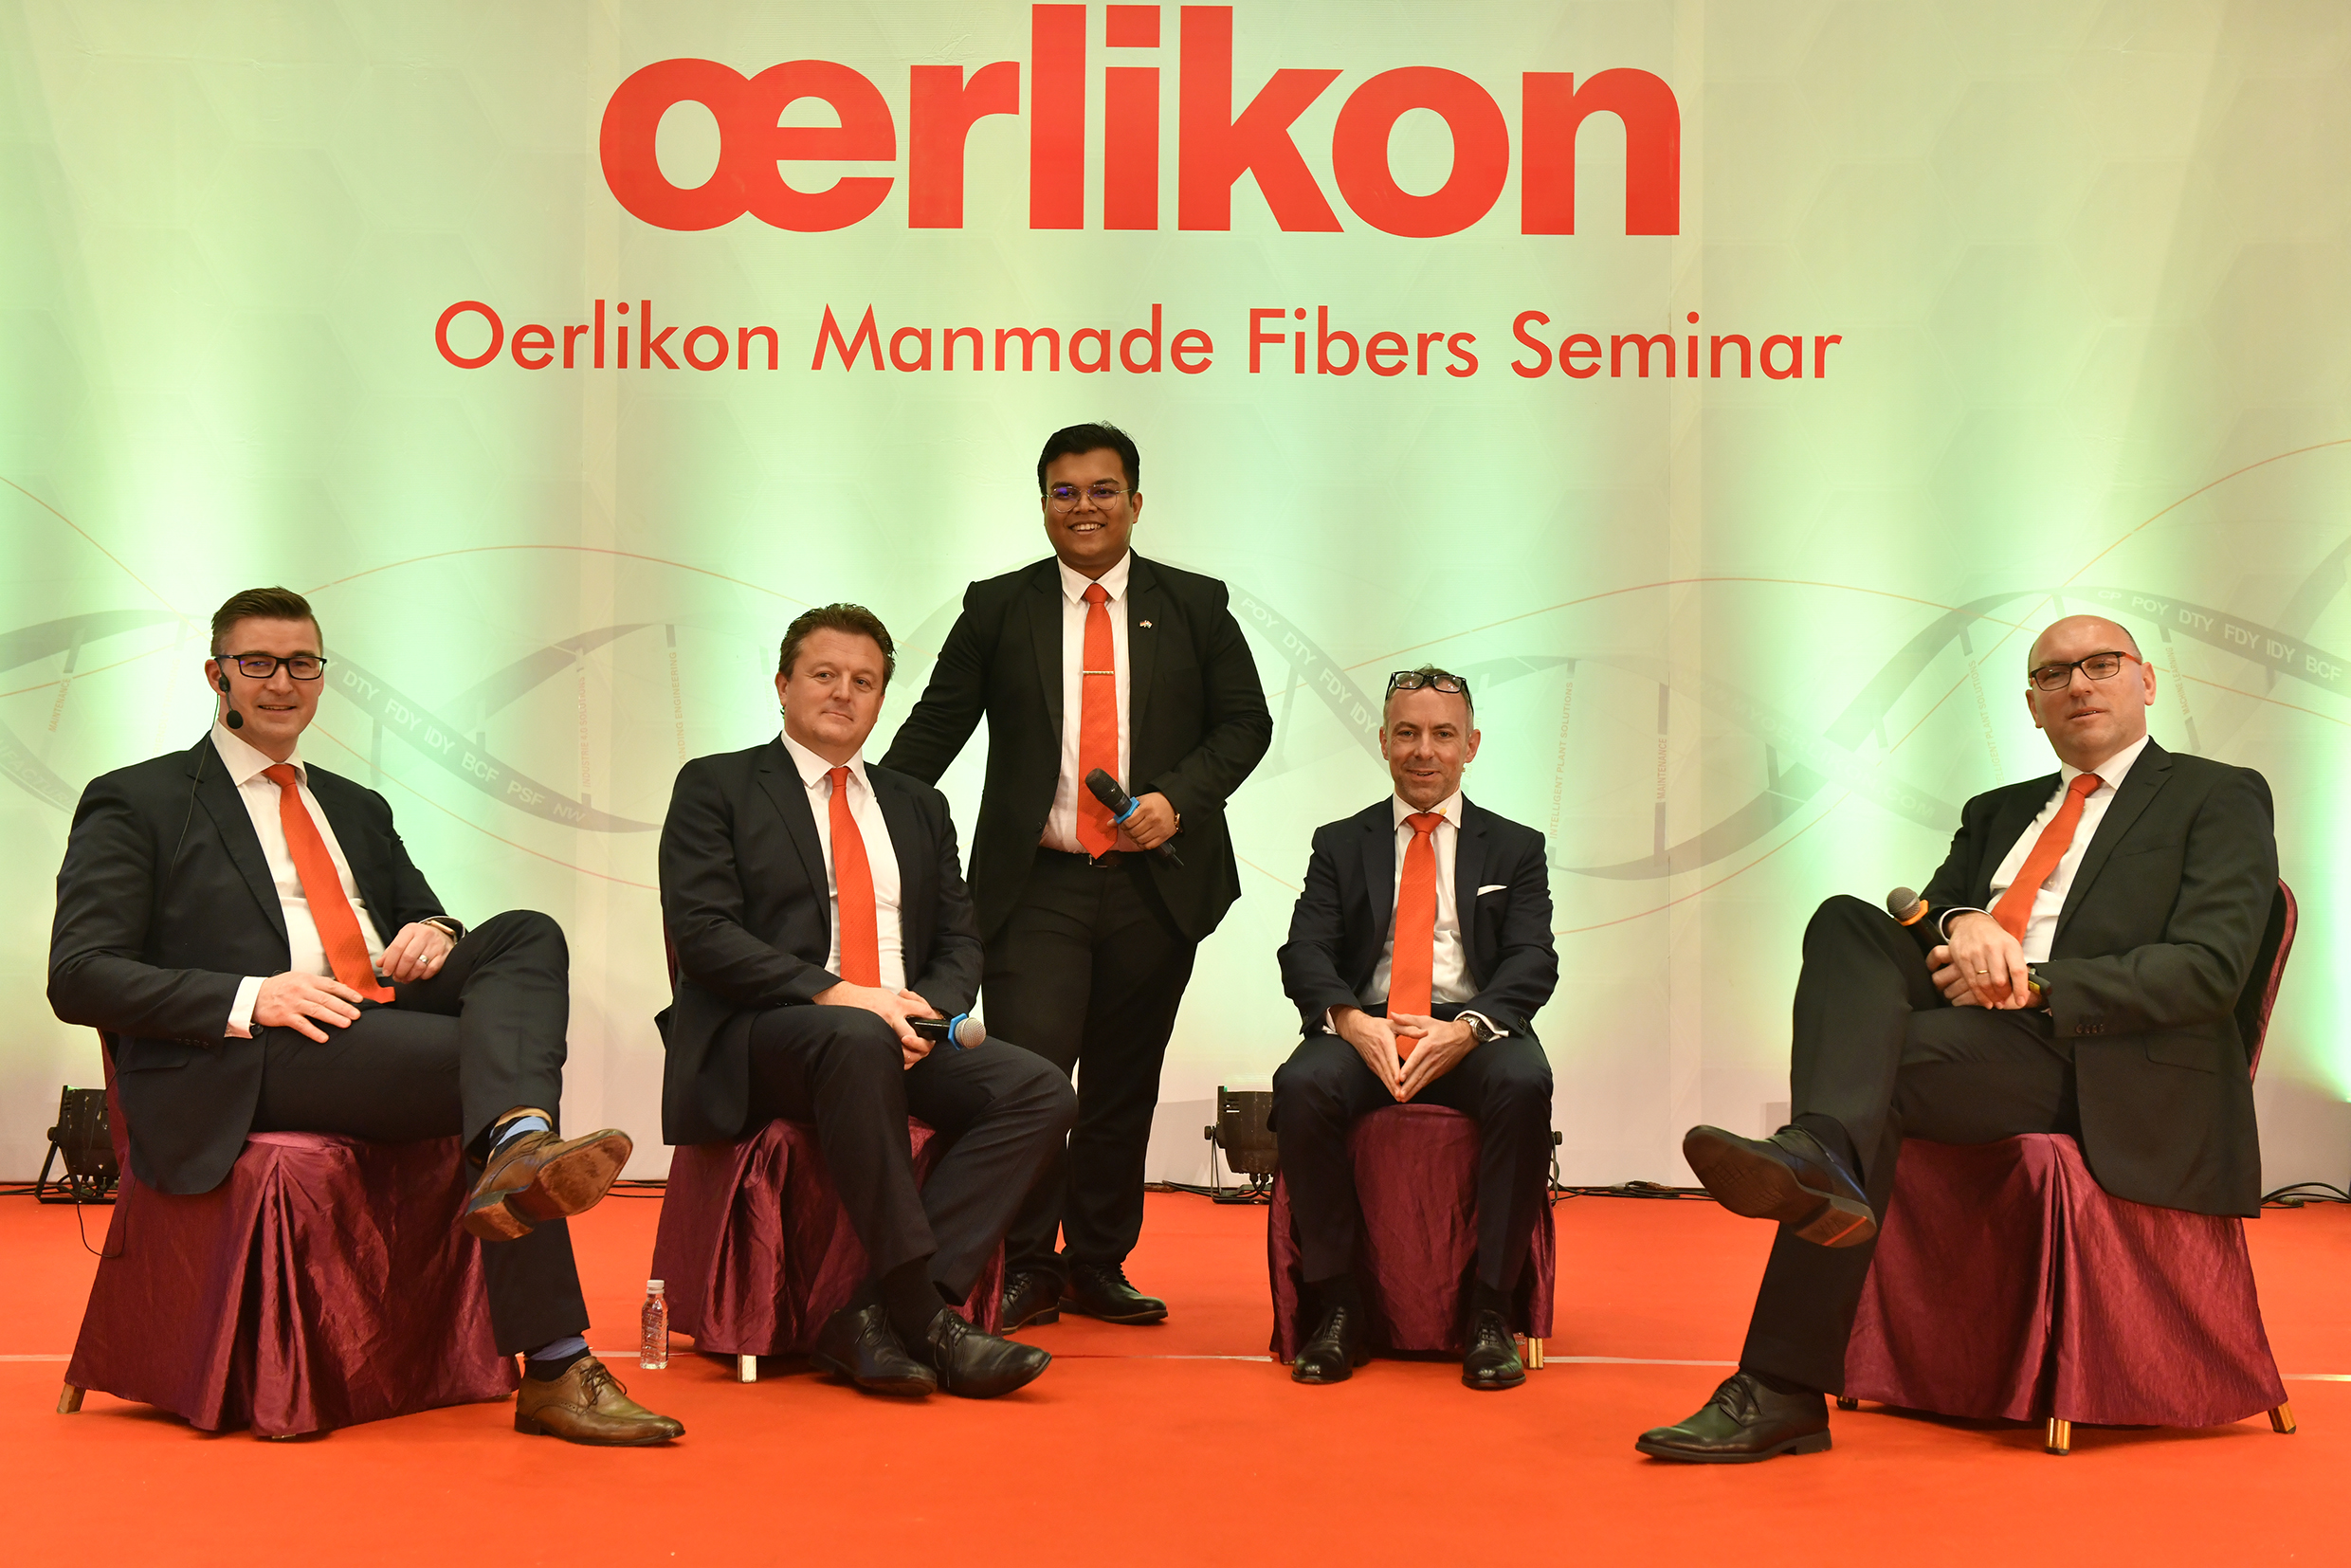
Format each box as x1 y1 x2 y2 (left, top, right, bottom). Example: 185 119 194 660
1385 664 1474 722
210 586 319 655
777 603 896 684
1037 422 1140 493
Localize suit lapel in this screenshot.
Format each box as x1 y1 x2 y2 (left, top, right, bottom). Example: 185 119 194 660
1453 797 1488 982
754 740 830 947
305 765 396 923
1027 559 1065 742
1359 800 1397 948
1977 777 2057 904
872 768 925 963
190 739 287 941
2054 740 2172 941
1125 554 1163 745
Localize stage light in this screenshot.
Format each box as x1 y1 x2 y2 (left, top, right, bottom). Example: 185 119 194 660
35 1086 118 1205
1203 1085 1276 1204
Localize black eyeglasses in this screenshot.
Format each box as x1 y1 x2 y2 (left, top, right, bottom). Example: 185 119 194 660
2028 651 2137 692
1387 669 1470 698
221 653 329 681
1045 483 1132 509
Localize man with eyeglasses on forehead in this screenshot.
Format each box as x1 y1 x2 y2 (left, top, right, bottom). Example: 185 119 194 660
884 422 1272 1330
1270 665 1558 1390
1637 613 2279 1463
49 586 683 1444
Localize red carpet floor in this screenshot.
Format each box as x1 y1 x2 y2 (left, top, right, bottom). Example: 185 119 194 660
5 1190 2346 1565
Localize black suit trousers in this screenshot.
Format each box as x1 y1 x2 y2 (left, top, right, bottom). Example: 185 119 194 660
983 851 1198 1275
1271 1018 1554 1293
1741 895 2082 1392
739 1004 1077 1300
247 909 586 1355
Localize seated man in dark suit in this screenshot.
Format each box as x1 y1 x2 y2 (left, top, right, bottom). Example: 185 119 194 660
48 585 681 1446
1272 665 1558 1390
1637 614 2279 1462
659 603 1077 1399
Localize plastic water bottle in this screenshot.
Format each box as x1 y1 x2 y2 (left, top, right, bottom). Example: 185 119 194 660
640 1280 669 1370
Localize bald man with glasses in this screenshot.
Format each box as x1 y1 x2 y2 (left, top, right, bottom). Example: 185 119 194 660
1637 614 2279 1463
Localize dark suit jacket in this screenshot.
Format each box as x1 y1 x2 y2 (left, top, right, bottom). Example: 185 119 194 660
1920 739 2277 1215
656 740 985 1145
879 553 1273 945
1277 797 1558 1045
47 737 453 1193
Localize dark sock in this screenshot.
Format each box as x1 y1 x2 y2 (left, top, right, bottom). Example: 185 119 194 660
1793 1112 1859 1175
880 1258 947 1347
524 1338 591 1381
1741 1365 1819 1399
1309 1272 1363 1319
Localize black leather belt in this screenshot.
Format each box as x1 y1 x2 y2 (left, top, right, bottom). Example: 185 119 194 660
1037 847 1129 869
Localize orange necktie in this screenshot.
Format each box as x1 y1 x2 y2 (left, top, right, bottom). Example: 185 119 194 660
828 766 882 986
260 763 392 1002
1076 581 1119 857
1388 811 1445 1059
1990 771 2103 944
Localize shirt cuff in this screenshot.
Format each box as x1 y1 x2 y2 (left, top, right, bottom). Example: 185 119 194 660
1319 1007 1340 1036
1935 906 1990 939
227 975 264 1038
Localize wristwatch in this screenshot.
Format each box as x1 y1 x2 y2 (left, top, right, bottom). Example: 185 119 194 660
422 916 465 942
1461 1012 1504 1044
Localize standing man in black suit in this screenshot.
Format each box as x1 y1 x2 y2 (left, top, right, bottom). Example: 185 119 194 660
48 586 682 1445
1272 666 1558 1389
882 423 1273 1328
1637 614 2280 1462
659 603 1076 1398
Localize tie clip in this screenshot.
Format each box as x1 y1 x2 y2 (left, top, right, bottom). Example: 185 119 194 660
1083 668 1115 675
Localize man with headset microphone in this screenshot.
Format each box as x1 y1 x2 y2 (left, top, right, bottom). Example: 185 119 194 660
48 586 682 1445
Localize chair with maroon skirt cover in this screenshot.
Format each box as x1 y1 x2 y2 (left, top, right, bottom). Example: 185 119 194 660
57 1032 517 1438
1841 881 2299 1454
1267 1102 1556 1365
647 934 1003 1383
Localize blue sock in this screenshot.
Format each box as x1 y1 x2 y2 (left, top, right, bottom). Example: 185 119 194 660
524 1334 590 1380
492 1114 551 1154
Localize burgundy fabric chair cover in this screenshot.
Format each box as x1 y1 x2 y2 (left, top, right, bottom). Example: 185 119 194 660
1267 1102 1556 1361
65 1039 517 1437
650 1117 1005 1358
1844 882 2297 1430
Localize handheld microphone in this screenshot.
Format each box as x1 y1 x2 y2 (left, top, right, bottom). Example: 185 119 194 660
217 673 244 730
1084 769 1183 866
909 1012 986 1049
1886 885 1940 955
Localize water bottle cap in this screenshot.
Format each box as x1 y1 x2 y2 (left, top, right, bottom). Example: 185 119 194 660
647 1279 664 1291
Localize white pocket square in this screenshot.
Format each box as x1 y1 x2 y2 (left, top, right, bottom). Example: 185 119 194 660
1477 884 1507 896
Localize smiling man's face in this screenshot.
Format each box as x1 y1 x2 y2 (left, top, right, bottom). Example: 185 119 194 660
1381 686 1480 811
2024 613 2157 772
207 616 324 762
1039 447 1139 579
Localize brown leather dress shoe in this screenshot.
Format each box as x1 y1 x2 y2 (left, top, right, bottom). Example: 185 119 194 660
514 1357 683 1446
463 1127 633 1241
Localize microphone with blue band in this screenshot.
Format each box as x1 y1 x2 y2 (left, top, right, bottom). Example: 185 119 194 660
910 1012 985 1049
1084 768 1184 866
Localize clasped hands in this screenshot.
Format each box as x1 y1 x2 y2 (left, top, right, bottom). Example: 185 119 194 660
252 921 455 1041
1332 1004 1479 1102
815 981 947 1067
1929 912 2044 1011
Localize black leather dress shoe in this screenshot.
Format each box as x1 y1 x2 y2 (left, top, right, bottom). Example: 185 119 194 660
1683 1124 1876 1247
810 1303 938 1398
1635 1373 1832 1463
1460 1308 1525 1391
998 1267 1063 1331
1064 1261 1169 1323
922 1310 1051 1397
1291 1304 1371 1384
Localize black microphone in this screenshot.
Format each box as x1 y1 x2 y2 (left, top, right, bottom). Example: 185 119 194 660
909 1012 986 1049
217 673 244 730
1886 885 1939 955
1084 769 1183 866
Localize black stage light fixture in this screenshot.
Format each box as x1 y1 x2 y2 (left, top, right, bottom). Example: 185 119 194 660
1203 1085 1277 1204
35 1086 118 1205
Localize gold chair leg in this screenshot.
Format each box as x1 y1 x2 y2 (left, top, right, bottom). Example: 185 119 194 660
1836 1396 1858 1411
56 1383 83 1414
2046 1417 2071 1455
737 1354 757 1384
2269 1402 2296 1434
1521 1336 1544 1370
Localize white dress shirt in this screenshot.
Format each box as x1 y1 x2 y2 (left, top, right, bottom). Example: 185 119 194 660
215 721 390 1038
1041 551 1134 855
780 730 907 993
1323 792 1502 1038
1942 734 2153 964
